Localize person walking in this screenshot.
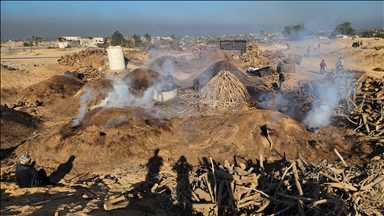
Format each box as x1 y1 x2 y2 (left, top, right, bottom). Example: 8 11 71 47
320 59 327 74
16 154 52 188
278 70 285 93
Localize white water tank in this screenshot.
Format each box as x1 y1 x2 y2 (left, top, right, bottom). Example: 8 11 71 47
107 46 125 70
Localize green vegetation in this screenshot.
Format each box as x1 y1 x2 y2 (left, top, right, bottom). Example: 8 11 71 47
282 23 312 41
329 22 356 38
111 31 125 46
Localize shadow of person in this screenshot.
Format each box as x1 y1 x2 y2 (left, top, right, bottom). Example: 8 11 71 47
49 155 75 185
145 149 163 189
173 155 192 215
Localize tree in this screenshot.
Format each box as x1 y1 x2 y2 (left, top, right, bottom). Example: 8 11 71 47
333 22 356 36
144 33 151 44
282 23 312 41
111 31 125 46
133 34 144 47
170 34 176 40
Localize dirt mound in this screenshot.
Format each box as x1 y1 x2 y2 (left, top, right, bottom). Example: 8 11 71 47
123 68 180 96
0 105 41 150
195 60 252 86
12 75 84 108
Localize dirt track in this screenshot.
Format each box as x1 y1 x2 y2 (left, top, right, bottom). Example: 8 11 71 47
1 38 383 215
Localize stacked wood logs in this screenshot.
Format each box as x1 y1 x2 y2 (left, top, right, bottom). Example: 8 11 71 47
57 48 107 81
347 76 384 139
198 70 250 108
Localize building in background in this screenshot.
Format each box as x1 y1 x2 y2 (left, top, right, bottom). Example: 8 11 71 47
219 40 247 57
58 36 81 48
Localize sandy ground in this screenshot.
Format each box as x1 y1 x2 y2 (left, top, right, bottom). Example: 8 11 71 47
1 37 384 215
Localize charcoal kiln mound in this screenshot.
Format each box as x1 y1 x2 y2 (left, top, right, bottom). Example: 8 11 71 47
13 75 84 106
122 68 180 96
0 105 42 150
195 60 252 87
11 95 362 176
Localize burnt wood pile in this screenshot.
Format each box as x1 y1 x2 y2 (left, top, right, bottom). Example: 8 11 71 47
57 48 107 81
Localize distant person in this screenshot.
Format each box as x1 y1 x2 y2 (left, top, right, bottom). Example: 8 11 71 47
278 70 285 93
320 59 327 74
304 47 310 57
336 56 344 72
314 44 317 50
318 43 321 49
193 79 200 91
16 154 52 188
360 40 363 46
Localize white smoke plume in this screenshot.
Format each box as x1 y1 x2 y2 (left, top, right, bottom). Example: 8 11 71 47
101 115 128 131
302 82 341 128
72 86 98 127
92 78 155 109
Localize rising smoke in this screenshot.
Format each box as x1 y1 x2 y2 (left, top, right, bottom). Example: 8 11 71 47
72 52 179 128
303 84 339 128
92 78 155 109
72 86 98 127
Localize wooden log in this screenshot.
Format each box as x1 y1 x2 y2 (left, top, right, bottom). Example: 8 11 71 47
194 188 212 202
362 114 370 133
292 161 304 196
334 148 349 167
104 201 130 211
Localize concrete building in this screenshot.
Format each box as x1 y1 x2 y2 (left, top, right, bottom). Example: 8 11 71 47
58 36 81 48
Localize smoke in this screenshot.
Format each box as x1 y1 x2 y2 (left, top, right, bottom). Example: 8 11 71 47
93 78 155 109
72 86 98 127
148 55 176 77
101 115 128 130
302 81 342 129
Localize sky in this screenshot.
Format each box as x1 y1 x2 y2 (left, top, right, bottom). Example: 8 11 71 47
1 1 383 40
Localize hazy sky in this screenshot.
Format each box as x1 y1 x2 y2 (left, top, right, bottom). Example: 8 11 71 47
1 1 383 39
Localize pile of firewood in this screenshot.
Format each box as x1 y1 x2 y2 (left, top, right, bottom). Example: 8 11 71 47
347 76 384 139
240 49 286 69
198 70 250 108
57 48 108 81
57 48 107 66
240 50 262 63
102 153 384 215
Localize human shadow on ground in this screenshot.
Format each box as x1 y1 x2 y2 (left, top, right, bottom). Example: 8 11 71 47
173 155 193 215
48 155 75 185
145 148 163 189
